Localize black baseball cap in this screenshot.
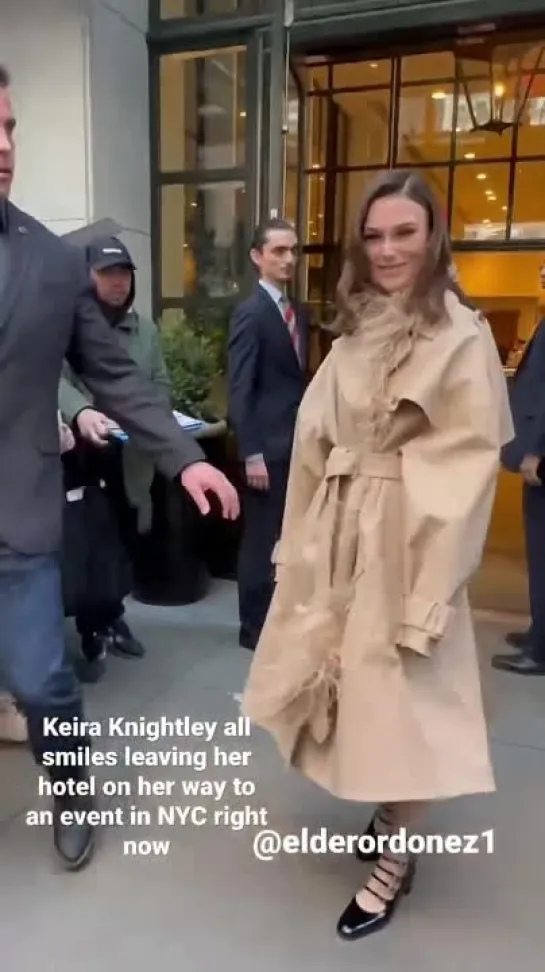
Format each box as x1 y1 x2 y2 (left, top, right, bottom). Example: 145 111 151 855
87 236 135 271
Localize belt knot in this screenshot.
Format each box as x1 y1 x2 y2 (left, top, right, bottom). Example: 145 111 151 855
325 447 401 481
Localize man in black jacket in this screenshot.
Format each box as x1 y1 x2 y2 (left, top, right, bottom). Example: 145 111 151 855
0 65 238 869
227 219 309 651
493 268 545 675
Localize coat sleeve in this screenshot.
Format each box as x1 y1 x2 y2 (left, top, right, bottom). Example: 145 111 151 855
66 250 204 479
227 305 264 460
58 361 93 423
398 323 513 657
273 354 334 567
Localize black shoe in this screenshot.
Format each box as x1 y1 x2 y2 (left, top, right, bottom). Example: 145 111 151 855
53 795 95 870
77 634 110 683
337 857 415 941
355 816 380 863
491 652 545 675
505 630 530 649
107 619 145 659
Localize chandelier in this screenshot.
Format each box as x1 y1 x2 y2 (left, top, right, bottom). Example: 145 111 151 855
454 38 545 134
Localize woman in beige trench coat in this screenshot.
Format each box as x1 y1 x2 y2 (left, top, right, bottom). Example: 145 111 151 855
241 170 514 941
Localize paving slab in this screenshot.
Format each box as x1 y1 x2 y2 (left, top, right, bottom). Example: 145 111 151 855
0 581 543 971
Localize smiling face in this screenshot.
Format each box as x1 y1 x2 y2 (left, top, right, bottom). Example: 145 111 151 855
0 84 15 197
362 194 430 295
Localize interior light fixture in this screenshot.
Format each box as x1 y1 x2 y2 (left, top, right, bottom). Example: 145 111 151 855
369 63 379 69
464 152 476 159
455 39 545 135
431 90 447 100
477 173 487 180
488 195 497 201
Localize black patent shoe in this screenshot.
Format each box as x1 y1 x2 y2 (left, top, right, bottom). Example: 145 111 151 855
76 635 108 683
53 795 95 871
491 652 545 675
337 857 415 941
108 619 145 658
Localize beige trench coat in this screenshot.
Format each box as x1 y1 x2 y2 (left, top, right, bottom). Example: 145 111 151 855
241 291 514 803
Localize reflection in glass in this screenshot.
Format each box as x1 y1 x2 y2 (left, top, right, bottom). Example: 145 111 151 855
341 170 385 236
401 52 455 83
305 174 326 244
337 90 390 166
306 95 328 169
512 162 545 239
454 80 514 159
515 72 545 155
397 85 454 163
161 182 246 299
451 163 510 241
284 73 300 228
160 0 256 16
333 59 391 88
160 49 246 172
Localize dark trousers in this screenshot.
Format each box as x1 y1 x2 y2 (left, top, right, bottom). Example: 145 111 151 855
0 553 84 771
237 460 290 649
75 446 138 639
523 483 545 662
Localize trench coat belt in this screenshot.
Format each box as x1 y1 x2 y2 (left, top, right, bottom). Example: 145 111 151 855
325 447 401 481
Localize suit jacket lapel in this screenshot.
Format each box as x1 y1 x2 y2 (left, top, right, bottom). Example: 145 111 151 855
0 205 34 332
257 286 305 372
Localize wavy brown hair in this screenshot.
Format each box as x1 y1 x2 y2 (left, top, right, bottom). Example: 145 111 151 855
331 169 453 335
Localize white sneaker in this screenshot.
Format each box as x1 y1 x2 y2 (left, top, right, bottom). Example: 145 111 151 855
0 693 28 743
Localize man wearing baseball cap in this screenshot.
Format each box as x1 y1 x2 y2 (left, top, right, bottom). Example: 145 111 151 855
59 236 173 680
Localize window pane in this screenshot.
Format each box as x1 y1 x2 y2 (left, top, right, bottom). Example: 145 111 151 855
306 95 329 168
285 74 300 227
305 173 326 243
336 90 390 166
340 169 386 237
516 72 545 156
300 64 330 91
451 163 510 241
333 59 391 88
397 84 454 163
160 0 259 16
159 306 232 420
160 48 246 172
512 162 545 239
161 182 246 299
454 82 514 161
401 51 454 83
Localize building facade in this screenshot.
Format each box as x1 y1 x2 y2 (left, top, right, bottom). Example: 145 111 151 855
4 0 545 610
151 0 545 613
0 0 153 316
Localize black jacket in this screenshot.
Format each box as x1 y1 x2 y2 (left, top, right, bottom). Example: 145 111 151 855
0 203 203 554
227 285 310 464
501 317 545 472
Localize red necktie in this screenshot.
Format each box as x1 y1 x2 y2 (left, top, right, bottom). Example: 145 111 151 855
283 301 300 361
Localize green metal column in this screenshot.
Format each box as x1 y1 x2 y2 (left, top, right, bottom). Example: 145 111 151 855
267 0 292 216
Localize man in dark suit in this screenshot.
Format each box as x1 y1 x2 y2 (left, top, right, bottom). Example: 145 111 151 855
493 269 545 675
227 218 309 650
0 65 238 869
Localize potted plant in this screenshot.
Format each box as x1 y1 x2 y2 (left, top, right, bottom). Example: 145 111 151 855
132 312 222 607
161 308 243 582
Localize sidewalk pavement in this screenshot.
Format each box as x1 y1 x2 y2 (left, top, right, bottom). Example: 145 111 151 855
0 581 543 971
